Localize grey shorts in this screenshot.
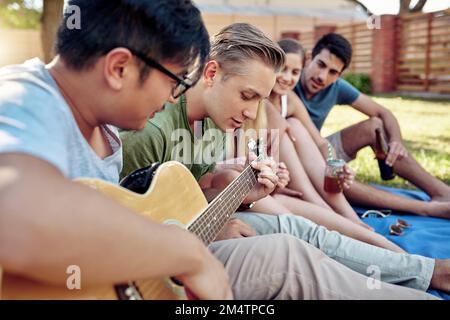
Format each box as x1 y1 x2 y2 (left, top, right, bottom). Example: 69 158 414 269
326 131 353 162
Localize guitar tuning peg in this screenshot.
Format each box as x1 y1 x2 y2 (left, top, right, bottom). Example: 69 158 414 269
247 138 257 154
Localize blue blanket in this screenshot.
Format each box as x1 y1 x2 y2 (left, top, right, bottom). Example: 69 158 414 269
353 185 450 300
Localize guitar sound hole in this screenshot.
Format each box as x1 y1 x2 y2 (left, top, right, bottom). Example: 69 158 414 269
120 163 160 194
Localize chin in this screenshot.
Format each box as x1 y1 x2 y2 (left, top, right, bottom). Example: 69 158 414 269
121 119 149 132
217 121 234 132
307 84 319 94
222 125 233 132
137 119 150 130
273 87 288 96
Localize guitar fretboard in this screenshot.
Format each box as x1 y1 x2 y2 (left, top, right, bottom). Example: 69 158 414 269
187 164 258 245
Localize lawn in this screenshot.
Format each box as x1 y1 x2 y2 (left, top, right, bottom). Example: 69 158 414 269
321 95 450 190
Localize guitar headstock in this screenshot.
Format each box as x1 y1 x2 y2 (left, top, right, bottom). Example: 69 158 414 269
247 138 268 162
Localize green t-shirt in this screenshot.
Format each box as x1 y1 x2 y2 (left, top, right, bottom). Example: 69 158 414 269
121 95 225 181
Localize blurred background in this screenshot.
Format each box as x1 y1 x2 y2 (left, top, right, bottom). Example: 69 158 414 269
0 0 449 188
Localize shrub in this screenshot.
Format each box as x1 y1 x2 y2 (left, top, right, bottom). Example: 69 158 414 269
342 73 372 94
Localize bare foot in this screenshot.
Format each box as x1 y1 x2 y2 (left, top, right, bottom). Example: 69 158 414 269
425 201 450 219
430 259 450 293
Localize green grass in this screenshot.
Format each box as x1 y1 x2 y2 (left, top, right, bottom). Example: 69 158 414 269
321 96 450 189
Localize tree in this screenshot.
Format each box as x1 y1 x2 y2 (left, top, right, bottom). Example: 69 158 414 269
399 0 427 14
0 0 64 62
41 0 64 62
0 0 41 29
347 0 429 15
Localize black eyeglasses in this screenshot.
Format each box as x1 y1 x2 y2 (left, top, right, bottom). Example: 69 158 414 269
126 48 195 99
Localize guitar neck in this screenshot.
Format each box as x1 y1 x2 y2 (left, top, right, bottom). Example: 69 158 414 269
187 164 258 245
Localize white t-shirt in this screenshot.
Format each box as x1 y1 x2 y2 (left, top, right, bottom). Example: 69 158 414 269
0 58 122 183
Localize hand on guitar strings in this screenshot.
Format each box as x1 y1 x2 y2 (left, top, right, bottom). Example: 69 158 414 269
243 152 279 203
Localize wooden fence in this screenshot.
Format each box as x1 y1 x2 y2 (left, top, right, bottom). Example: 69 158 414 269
299 10 450 94
335 22 373 75
1 10 448 94
397 10 450 94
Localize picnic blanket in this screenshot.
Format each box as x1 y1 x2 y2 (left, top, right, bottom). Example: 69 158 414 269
353 185 450 300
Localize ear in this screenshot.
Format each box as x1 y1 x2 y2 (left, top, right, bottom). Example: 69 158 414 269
203 60 220 86
103 48 135 91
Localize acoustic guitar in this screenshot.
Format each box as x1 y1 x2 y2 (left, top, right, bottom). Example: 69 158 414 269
2 154 260 299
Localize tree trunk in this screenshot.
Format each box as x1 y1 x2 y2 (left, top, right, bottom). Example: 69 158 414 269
41 0 64 63
400 0 428 15
411 0 427 12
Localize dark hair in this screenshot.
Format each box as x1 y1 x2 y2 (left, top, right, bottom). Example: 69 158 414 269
312 33 352 71
277 38 306 67
56 0 210 82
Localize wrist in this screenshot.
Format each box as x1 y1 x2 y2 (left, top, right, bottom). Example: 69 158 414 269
388 136 402 144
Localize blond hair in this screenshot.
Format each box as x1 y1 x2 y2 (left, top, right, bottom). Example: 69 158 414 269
210 23 285 80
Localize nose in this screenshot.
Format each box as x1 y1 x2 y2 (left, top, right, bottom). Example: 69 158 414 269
243 102 259 121
317 69 327 83
281 71 290 82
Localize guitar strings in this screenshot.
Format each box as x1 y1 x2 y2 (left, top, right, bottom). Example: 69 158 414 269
189 165 257 244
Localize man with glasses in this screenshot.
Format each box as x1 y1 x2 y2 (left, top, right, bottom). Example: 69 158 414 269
0 0 234 299
126 47 197 100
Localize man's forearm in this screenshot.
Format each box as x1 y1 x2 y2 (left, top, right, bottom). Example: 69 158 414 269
378 109 403 142
352 94 403 144
0 157 206 286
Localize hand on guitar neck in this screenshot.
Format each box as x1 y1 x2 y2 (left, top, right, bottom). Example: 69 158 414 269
242 152 279 205
208 149 279 207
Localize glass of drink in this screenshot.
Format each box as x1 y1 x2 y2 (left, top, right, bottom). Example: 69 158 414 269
324 159 346 193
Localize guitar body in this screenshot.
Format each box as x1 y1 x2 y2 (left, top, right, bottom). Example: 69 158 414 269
2 161 208 300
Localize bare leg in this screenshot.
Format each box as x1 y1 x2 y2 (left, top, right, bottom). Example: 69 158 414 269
344 181 450 218
278 133 332 211
340 117 450 202
285 118 370 226
431 259 450 292
250 194 405 253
